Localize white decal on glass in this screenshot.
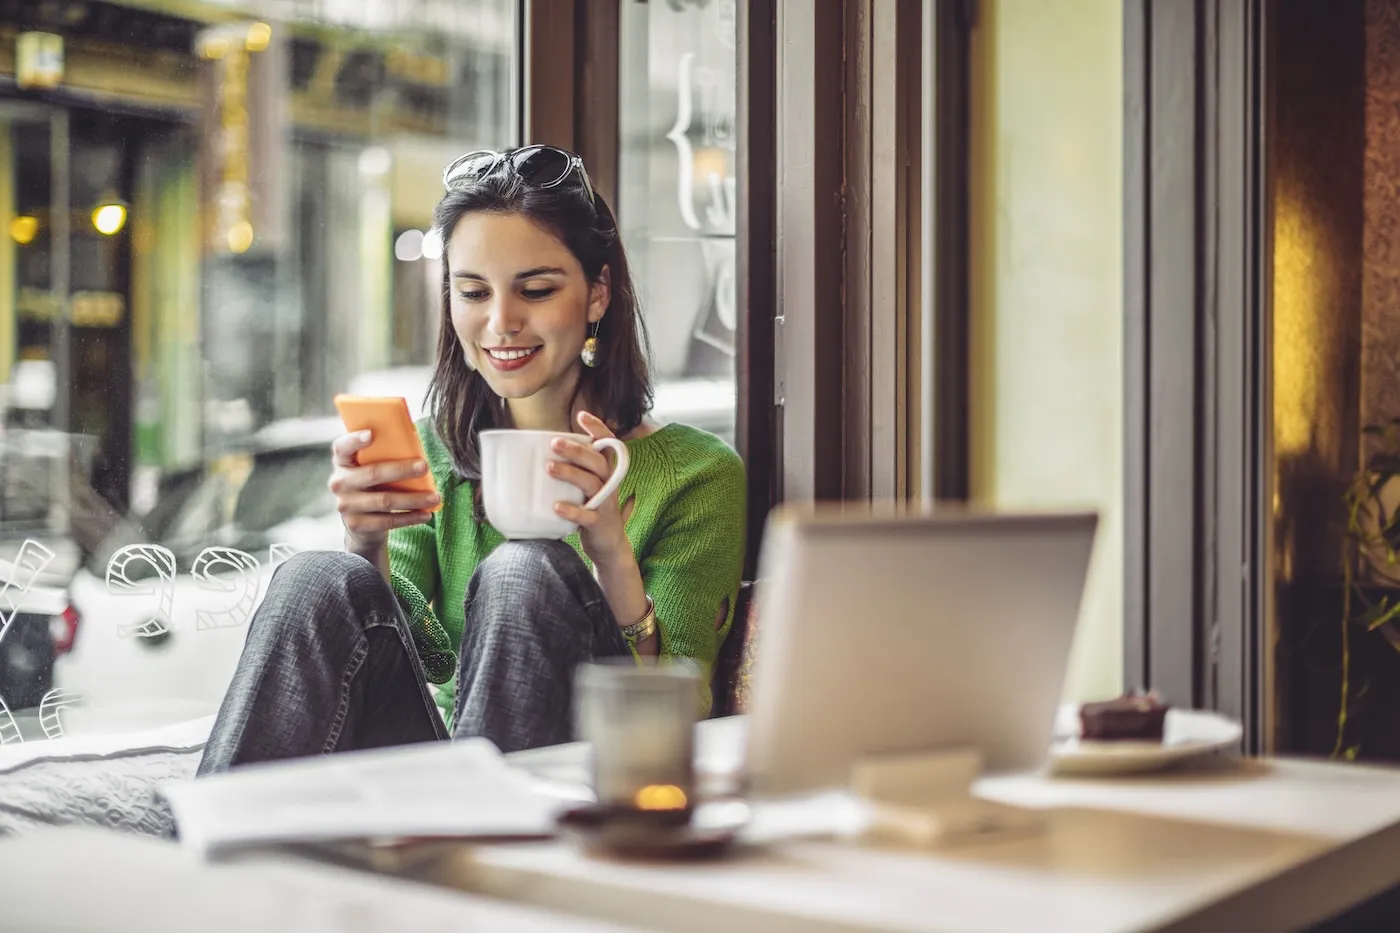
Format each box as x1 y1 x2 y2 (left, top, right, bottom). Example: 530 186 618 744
0 695 23 745
106 544 177 638
268 543 299 569
695 64 735 152
712 0 737 50
191 547 260 631
37 688 82 740
0 538 55 637
666 53 703 232
703 172 737 232
665 55 736 237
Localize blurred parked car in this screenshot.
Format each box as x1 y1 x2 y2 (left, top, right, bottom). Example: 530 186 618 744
0 574 72 713
53 417 344 714
0 426 98 714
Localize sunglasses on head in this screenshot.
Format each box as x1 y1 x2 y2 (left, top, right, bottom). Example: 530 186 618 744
442 145 595 203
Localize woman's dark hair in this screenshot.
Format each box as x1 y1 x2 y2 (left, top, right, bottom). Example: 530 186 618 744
426 168 652 481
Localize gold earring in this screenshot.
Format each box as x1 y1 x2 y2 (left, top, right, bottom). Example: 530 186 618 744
581 321 601 368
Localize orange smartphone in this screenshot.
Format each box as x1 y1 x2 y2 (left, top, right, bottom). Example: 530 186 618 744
333 395 442 512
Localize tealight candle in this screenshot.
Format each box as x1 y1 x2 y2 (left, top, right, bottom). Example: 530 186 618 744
574 659 699 816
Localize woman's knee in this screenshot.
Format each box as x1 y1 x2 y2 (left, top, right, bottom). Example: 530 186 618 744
474 539 583 591
259 550 396 632
272 549 379 592
465 540 596 643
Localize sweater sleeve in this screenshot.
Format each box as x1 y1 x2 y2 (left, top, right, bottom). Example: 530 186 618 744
387 462 457 684
640 444 747 717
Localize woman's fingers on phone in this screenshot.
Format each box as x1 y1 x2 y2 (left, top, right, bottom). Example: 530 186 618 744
328 458 427 496
331 430 373 467
355 458 428 491
391 510 434 528
336 489 439 516
344 509 433 536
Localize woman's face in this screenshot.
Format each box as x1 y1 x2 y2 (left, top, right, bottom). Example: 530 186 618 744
446 210 608 402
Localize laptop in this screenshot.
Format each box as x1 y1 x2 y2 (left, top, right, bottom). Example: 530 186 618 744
744 505 1098 797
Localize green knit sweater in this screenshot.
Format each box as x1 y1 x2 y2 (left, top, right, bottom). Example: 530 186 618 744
387 420 746 722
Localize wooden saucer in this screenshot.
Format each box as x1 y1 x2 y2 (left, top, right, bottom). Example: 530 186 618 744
555 800 750 861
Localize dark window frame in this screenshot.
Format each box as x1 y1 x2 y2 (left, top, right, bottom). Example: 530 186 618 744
523 0 777 574
1123 0 1268 751
523 0 970 576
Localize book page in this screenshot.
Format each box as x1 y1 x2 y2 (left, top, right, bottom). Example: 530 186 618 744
162 738 560 858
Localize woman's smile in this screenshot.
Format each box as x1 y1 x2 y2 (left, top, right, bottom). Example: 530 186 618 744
484 345 542 371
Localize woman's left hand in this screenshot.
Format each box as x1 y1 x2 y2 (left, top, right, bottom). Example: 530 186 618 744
550 411 631 569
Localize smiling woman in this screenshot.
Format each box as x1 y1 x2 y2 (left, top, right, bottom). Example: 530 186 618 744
196 146 746 773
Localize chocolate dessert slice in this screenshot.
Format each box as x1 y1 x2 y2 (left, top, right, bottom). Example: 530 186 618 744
1079 692 1169 742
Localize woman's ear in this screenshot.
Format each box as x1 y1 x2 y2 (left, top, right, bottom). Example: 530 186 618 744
587 265 612 324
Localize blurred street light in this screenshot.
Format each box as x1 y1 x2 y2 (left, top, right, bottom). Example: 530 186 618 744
16 32 63 90
9 215 38 246
359 147 392 177
245 22 273 53
91 195 128 236
421 227 444 260
395 229 425 262
227 221 254 254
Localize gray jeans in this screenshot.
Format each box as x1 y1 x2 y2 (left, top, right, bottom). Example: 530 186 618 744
197 539 629 774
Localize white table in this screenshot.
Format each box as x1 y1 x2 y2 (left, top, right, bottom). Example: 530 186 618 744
392 716 1400 933
0 826 657 933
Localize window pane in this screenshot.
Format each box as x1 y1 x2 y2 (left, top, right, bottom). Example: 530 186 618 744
617 0 738 449
0 2 518 735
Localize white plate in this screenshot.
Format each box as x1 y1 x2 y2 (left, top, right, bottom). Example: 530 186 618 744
1049 704 1243 776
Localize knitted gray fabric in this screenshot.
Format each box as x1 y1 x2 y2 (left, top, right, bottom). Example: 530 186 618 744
0 744 200 837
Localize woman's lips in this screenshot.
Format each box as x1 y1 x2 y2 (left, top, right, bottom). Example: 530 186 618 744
484 346 541 372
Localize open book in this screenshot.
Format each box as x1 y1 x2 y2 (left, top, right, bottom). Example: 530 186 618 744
161 738 579 858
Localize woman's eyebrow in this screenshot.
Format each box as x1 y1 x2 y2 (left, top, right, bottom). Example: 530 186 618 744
450 267 568 282
513 266 567 279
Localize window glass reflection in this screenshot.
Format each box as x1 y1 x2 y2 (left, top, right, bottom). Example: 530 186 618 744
0 0 518 736
617 0 738 449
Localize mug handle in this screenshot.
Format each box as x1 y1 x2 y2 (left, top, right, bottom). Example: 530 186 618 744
583 438 630 510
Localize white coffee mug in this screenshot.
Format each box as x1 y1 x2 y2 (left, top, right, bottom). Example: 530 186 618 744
479 430 630 539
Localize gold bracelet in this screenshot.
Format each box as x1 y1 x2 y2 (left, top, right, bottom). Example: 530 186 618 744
620 596 657 643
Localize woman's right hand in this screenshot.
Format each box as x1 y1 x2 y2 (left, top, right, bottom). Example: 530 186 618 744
329 431 439 550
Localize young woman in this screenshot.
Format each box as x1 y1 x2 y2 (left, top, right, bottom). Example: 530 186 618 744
198 146 745 771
